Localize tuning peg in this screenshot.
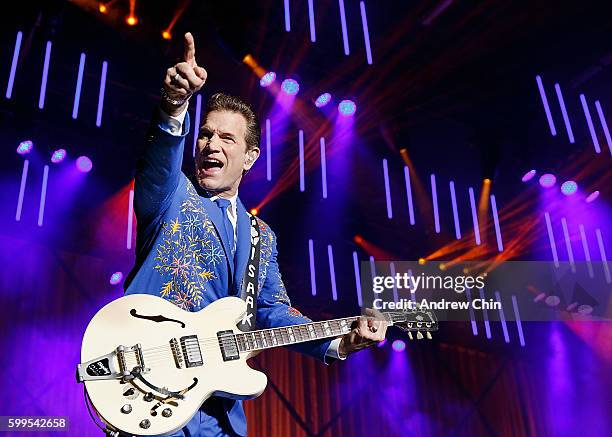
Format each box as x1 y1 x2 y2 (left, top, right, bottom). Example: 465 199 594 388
416 331 424 340
426 332 432 340
407 332 413 340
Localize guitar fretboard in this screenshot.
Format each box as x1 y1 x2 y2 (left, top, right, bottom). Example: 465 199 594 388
233 314 394 352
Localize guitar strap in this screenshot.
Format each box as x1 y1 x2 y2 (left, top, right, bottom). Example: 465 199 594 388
236 214 261 332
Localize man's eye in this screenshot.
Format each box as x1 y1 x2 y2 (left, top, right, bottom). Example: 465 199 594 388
222 136 235 143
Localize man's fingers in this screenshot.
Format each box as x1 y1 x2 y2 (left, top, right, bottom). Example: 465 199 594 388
176 63 204 89
194 66 208 81
184 32 196 65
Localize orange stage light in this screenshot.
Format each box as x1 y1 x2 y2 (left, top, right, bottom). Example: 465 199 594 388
162 30 172 40
99 3 107 13
242 54 266 78
250 208 258 216
126 15 138 26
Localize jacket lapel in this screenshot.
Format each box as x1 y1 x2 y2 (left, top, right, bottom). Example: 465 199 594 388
233 198 252 295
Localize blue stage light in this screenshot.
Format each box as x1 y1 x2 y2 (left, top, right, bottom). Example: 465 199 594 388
281 78 299 95
392 340 406 352
561 180 577 196
51 149 66 164
17 140 33 155
338 99 356 116
259 72 276 88
539 173 556 188
315 93 331 107
109 272 123 285
76 156 93 173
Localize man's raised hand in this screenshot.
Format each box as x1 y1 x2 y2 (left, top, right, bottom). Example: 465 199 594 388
162 32 207 115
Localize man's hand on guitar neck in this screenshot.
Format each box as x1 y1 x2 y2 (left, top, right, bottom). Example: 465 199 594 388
161 32 207 116
338 308 389 358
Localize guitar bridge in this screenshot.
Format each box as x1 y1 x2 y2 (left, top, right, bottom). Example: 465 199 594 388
76 343 148 382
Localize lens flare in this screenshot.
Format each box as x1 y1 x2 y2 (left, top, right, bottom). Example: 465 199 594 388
17 140 33 155
76 156 93 173
521 169 537 182
51 149 66 163
315 93 332 108
259 72 276 88
338 99 357 116
281 79 299 95
560 180 577 196
539 173 556 188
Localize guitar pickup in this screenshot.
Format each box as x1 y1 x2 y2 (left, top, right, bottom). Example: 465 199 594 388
217 330 240 362
180 335 203 368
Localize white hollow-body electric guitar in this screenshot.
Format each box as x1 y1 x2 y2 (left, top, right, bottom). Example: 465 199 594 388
77 294 437 436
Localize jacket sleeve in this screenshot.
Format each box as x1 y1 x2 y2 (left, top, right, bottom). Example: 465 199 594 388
133 111 191 227
256 229 334 364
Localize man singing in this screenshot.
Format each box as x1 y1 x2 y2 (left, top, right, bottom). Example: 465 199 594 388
124 32 388 436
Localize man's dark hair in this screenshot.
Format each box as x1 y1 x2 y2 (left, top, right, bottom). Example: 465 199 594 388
204 93 260 152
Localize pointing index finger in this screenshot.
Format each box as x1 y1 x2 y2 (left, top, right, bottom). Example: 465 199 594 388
184 32 196 65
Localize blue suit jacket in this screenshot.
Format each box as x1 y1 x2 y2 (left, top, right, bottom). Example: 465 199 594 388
124 112 332 436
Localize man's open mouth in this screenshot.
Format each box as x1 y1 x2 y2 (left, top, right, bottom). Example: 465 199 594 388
200 157 224 174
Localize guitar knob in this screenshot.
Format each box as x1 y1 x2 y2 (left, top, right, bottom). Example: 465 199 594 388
162 408 173 418
139 419 151 429
144 392 154 402
121 404 132 414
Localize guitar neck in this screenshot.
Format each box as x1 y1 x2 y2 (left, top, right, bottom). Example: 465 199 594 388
233 314 394 353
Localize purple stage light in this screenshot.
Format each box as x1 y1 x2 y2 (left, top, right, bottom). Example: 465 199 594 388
315 92 331 107
539 173 556 188
392 340 406 352
281 79 299 95
51 149 66 163
338 99 356 116
585 191 600 203
259 72 276 88
109 272 123 285
560 180 577 196
17 140 33 155
76 156 93 173
521 169 537 182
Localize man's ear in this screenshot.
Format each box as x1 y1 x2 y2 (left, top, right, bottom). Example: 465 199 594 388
244 147 260 171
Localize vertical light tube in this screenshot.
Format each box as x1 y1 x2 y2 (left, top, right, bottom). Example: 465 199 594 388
127 189 134 249
39 41 52 109
579 224 594 278
430 174 440 233
72 53 86 119
469 187 481 245
383 159 392 219
96 61 108 127
490 194 503 252
308 0 316 42
535 75 557 136
15 160 29 221
359 1 373 64
309 239 316 296
554 83 574 143
328 244 338 301
284 0 291 32
561 218 575 272
403 166 415 225
298 130 305 192
37 165 49 226
449 181 461 239
479 288 491 339
580 94 601 153
6 31 23 99
320 137 327 199
595 229 611 284
266 119 271 181
544 212 560 267
511 295 526 347
495 291 510 343
594 100 612 157
192 94 202 157
466 288 478 336
338 0 350 55
353 251 363 307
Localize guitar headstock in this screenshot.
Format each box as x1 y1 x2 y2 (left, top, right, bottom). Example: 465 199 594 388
385 307 438 340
